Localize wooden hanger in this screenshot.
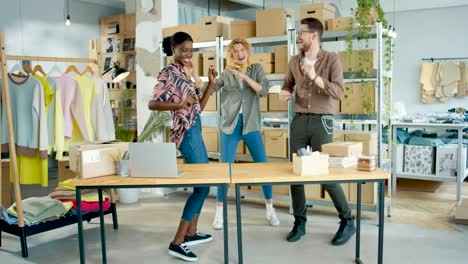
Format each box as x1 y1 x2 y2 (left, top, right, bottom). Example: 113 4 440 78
22 64 33 75
32 64 47 76
64 65 81 75
80 65 94 76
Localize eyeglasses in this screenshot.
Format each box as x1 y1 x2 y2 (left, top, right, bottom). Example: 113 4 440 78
296 30 316 36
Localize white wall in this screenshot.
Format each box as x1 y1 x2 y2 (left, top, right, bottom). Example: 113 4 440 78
389 5 468 114
0 0 123 69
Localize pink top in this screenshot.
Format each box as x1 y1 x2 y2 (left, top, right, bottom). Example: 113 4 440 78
151 63 201 148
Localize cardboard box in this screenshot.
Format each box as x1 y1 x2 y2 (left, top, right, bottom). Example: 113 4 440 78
326 17 353 31
261 62 275 74
300 3 336 27
256 8 294 37
230 20 256 39
324 183 349 201
260 96 268 112
333 131 346 142
199 16 233 42
204 93 217 111
338 49 376 73
436 145 467 176
69 141 129 179
341 82 376 114
344 132 377 156
293 152 329 176
163 24 201 42
268 93 288 111
349 182 376 204
455 198 468 225
237 141 245 154
250 53 274 64
58 157 76 182
404 145 435 175
165 53 203 76
202 127 218 152
264 129 288 158
1 159 12 208
321 142 363 157
305 184 321 199
202 52 226 77
274 185 290 195
274 46 288 73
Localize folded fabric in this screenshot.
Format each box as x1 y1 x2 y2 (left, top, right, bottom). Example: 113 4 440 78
58 179 76 190
7 197 73 225
59 198 111 212
49 188 109 202
407 136 446 147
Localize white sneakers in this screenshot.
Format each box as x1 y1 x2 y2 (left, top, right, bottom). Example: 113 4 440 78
212 204 280 230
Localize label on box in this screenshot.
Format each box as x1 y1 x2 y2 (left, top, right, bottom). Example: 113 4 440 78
83 150 101 164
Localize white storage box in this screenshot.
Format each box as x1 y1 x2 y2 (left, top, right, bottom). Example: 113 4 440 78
436 144 467 177
403 145 435 175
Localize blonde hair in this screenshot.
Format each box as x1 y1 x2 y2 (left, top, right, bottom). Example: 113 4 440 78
226 38 252 61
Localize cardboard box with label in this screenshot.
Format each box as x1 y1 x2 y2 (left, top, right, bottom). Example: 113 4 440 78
250 53 275 74
163 24 201 42
264 129 288 158
199 16 233 42
293 152 329 176
58 157 76 182
349 182 376 204
344 131 377 156
327 17 353 31
338 49 376 73
230 20 256 39
202 127 218 152
256 8 294 37
268 93 288 111
341 82 376 114
300 3 336 27
69 141 129 179
274 46 288 73
321 142 363 157
202 52 226 77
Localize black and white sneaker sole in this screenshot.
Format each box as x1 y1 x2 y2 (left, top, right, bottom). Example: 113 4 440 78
183 236 213 246
168 250 198 262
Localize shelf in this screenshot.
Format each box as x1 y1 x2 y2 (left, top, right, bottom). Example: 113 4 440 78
321 28 382 42
334 114 377 120
391 122 468 129
394 173 457 183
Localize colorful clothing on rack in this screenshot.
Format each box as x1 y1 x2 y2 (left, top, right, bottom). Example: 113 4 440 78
91 77 115 141
152 63 201 148
74 75 98 141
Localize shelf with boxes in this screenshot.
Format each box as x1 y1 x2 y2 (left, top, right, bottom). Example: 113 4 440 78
391 122 468 203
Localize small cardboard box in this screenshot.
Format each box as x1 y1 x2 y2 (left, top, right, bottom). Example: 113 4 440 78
326 17 353 31
321 142 363 157
338 49 377 73
199 16 233 42
256 8 294 37
455 198 468 225
349 182 376 204
404 145 435 175
293 152 329 176
202 52 226 77
268 93 288 111
344 131 377 156
324 183 349 201
260 96 268 112
202 127 218 153
230 20 256 39
163 24 201 42
1 159 12 208
305 184 321 199
204 93 217 111
274 46 288 73
300 3 336 27
250 53 274 64
69 141 129 179
341 82 376 114
58 157 76 182
264 129 288 158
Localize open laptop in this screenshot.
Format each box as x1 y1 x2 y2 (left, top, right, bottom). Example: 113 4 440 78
128 142 183 178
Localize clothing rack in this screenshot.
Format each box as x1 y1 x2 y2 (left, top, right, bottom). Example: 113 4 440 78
421 57 468 62
0 32 118 258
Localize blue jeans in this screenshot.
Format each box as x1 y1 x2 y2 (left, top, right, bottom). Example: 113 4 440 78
216 114 273 202
178 116 210 222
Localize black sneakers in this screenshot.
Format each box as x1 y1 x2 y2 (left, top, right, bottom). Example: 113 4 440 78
331 218 356 246
183 231 213 246
286 217 306 242
168 243 198 262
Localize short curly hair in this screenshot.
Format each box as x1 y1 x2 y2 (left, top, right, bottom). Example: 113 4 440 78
226 38 252 61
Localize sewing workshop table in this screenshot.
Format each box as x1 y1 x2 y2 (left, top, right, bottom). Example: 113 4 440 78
69 163 231 264
231 162 389 264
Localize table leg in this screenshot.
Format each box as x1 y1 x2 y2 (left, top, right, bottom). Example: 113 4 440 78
76 188 85 264
98 189 107 264
235 184 243 264
355 182 362 264
457 128 463 204
378 180 385 264
222 184 229 264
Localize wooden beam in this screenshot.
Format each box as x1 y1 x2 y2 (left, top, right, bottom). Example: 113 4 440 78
0 32 25 227
3 55 97 64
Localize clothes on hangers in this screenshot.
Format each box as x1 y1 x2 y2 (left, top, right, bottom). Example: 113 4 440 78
419 63 436 104
73 75 98 141
91 77 115 141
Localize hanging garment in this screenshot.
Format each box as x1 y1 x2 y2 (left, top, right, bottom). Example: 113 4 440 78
73 75 98 141
91 77 116 141
419 63 437 104
457 62 466 98
1 74 48 158
436 62 460 102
